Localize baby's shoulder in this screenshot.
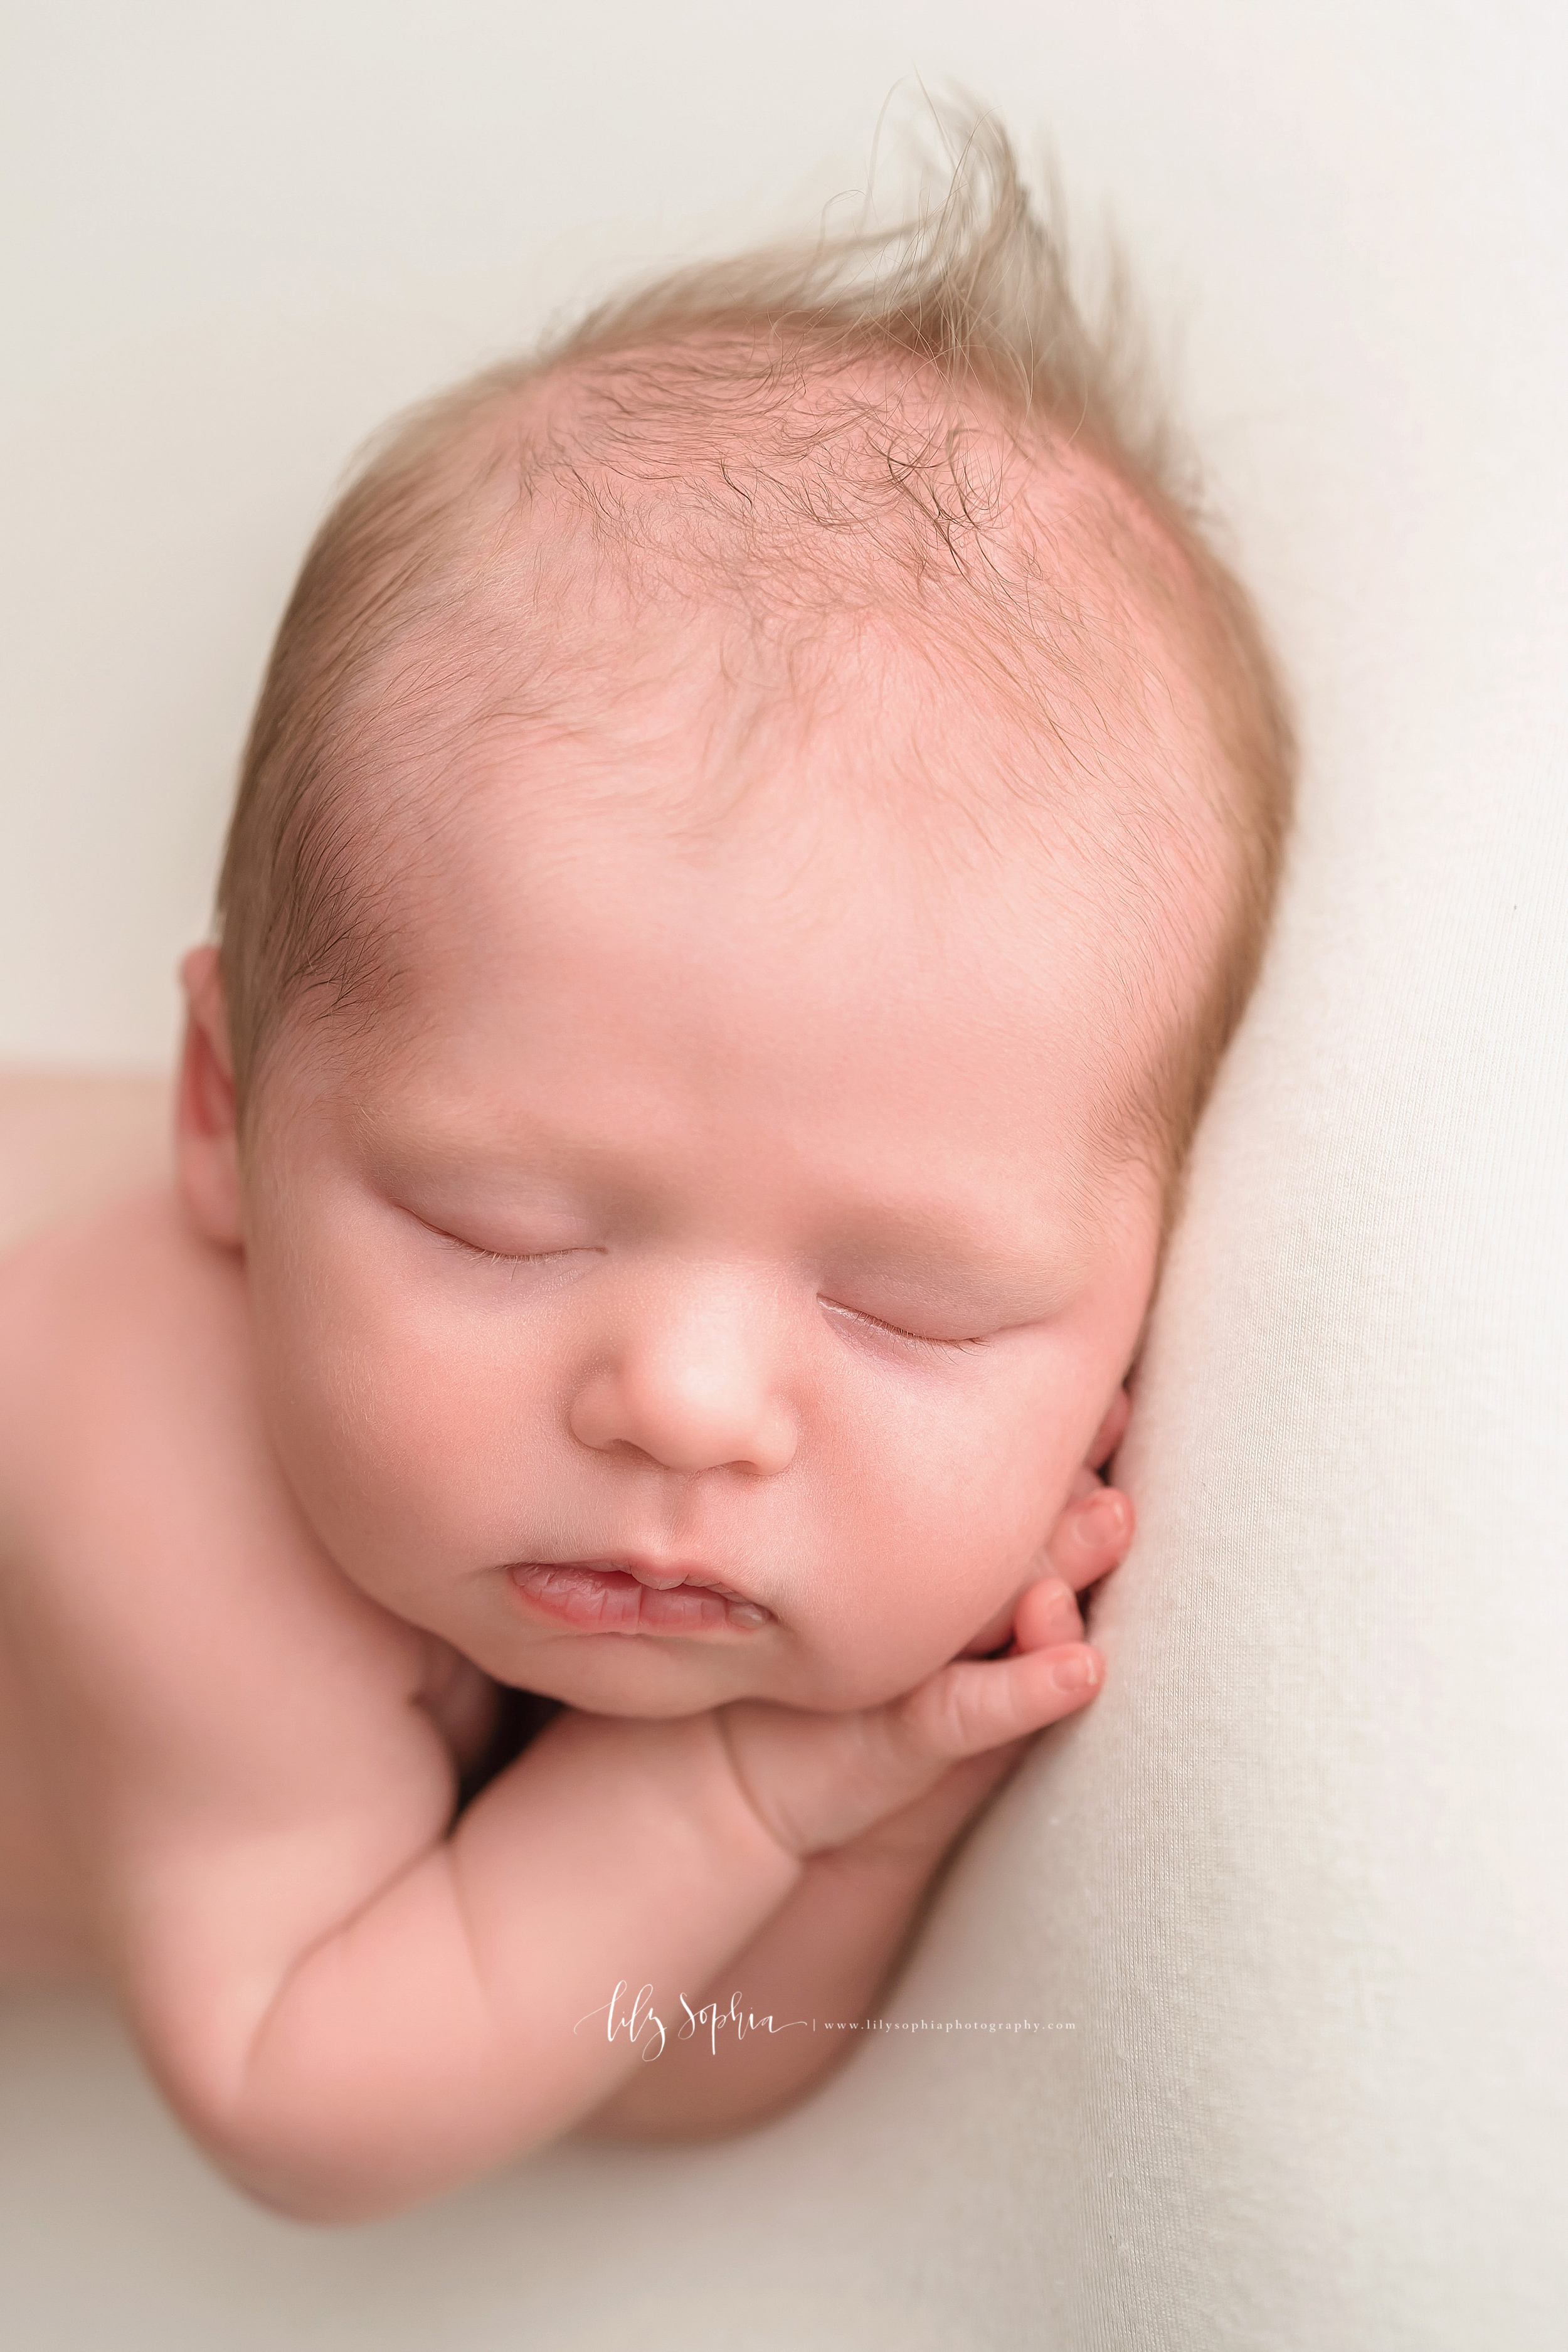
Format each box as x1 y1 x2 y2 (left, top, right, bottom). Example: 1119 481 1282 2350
0 1184 247 1522
0 1188 430 1717
0 1067 171 1260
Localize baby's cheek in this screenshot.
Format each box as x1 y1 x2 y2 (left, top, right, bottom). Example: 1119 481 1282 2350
252 1271 531 1589
822 1378 1075 1687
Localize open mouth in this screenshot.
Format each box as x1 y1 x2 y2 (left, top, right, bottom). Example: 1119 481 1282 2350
506 1559 773 1636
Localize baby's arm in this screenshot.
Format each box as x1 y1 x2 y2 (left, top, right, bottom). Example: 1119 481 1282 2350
137 1629 1111 2218
100 1645 1105 2222
194 1643 1107 2218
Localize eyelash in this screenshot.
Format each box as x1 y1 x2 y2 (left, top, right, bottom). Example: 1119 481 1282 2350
435 1228 593 1270
821 1301 986 1355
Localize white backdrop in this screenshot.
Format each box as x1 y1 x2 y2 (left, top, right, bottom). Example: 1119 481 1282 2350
3 4 1567 2348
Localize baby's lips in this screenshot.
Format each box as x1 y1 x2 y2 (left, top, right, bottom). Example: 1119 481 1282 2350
506 1559 775 1636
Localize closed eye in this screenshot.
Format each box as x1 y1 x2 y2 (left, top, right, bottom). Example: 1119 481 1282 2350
446 1237 602 1269
820 1298 988 1354
407 1212 602 1270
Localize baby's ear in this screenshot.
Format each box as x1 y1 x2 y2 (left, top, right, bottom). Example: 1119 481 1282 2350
1087 1384 1132 1472
175 946 244 1247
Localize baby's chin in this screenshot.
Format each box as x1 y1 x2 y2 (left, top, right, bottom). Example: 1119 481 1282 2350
457 1620 934 1720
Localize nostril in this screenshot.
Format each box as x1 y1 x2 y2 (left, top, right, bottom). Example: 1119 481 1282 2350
568 1369 795 1478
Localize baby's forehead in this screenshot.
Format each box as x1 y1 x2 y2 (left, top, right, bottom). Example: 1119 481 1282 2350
369 707 1169 1253
369 616 1213 1228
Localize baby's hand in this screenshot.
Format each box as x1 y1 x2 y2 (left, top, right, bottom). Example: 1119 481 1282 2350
716 1480 1135 1863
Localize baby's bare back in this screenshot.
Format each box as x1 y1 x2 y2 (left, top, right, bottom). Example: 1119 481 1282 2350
0 1074 169 1972
0 1594 92 1977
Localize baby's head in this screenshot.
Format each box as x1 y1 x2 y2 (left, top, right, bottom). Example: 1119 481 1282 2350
177 127 1293 1715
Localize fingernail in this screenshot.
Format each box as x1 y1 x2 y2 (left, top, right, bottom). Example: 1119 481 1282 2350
1051 1648 1100 1694
1076 1495 1126 1547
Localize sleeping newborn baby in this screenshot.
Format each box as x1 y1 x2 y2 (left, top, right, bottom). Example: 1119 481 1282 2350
0 132 1292 2219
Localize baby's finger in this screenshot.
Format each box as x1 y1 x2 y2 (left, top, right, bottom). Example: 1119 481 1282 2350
1046 1485 1135 1595
1011 1576 1084 1654
897 1640 1104 1765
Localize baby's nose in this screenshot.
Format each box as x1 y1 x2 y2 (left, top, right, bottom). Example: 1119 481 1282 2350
567 1283 797 1477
